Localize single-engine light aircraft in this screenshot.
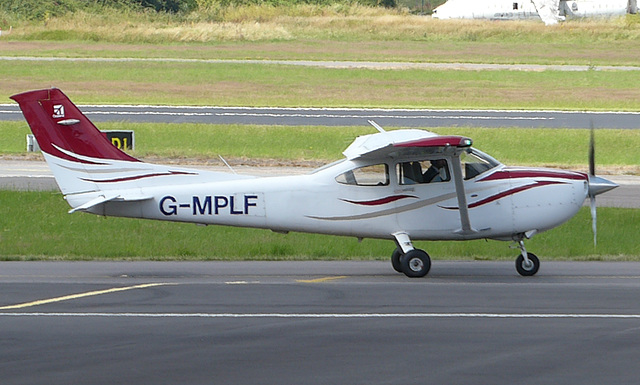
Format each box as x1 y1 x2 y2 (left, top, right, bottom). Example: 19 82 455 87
433 0 637 25
12 88 618 277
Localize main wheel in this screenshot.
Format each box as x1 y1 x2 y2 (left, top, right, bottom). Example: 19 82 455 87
515 252 540 276
391 248 403 273
400 249 431 278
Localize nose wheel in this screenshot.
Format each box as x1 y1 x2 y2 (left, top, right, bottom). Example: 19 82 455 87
516 252 540 276
515 240 540 276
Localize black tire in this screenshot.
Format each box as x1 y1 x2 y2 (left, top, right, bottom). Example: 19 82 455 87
400 249 431 278
391 248 403 273
515 253 540 276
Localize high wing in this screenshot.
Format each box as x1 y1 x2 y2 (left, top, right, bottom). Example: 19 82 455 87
346 122 476 235
343 121 472 160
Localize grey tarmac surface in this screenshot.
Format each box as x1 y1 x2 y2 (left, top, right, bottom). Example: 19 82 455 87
2 103 640 128
3 261 640 385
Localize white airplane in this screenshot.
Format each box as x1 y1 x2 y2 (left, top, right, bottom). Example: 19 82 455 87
11 88 618 277
433 0 638 25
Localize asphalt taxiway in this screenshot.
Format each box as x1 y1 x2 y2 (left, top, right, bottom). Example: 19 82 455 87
3 261 640 385
2 103 640 128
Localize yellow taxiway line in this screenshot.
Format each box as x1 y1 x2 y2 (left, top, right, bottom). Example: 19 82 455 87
0 283 173 310
296 276 347 283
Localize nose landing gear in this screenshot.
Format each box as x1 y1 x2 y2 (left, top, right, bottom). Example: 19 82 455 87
515 239 540 276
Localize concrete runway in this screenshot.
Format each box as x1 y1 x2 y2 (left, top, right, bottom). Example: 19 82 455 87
2 103 640 128
3 261 640 385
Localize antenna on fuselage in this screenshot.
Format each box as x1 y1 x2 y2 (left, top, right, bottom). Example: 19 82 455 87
218 155 237 174
368 120 386 133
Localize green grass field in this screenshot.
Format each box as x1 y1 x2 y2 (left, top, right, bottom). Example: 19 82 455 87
2 122 638 172
2 60 640 110
0 191 638 260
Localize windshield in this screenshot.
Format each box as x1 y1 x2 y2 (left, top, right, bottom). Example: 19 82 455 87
461 149 500 180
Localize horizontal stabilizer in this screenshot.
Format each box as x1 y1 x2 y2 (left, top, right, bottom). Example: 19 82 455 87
68 192 153 213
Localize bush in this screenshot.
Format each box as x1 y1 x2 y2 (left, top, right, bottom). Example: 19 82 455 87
0 0 146 21
1 0 397 21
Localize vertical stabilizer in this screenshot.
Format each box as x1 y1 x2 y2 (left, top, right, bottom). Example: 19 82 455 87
10 88 139 163
531 0 564 25
11 88 246 210
10 88 146 196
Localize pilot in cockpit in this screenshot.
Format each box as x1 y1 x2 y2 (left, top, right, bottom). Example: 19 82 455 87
422 159 450 183
400 159 450 184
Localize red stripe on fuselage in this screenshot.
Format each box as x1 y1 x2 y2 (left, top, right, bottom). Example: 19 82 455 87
341 195 417 206
81 171 198 183
468 180 565 208
441 180 567 210
480 169 587 182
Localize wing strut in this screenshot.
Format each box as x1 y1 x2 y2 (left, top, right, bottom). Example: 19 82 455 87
451 152 475 235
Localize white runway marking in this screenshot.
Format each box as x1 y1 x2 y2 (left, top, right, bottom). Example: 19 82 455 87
2 312 640 319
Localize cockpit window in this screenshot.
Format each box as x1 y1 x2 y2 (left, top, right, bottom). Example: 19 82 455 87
336 164 389 186
397 159 451 185
461 149 500 180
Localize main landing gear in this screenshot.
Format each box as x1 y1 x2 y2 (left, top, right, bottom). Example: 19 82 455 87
392 247 431 278
391 232 431 278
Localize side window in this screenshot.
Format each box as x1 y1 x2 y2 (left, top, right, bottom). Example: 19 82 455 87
336 164 389 186
397 159 450 185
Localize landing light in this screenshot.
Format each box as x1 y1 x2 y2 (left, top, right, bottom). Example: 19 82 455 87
57 119 80 126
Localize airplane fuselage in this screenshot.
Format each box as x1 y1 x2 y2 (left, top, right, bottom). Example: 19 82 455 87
78 157 588 242
433 0 637 23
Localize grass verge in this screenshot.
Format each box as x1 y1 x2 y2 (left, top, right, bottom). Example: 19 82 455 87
2 60 640 110
2 122 638 172
0 191 638 260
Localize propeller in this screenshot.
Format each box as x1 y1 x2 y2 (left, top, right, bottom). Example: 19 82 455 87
587 123 619 246
588 125 597 246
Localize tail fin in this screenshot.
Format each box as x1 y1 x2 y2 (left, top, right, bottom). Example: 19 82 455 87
11 89 247 213
11 88 148 197
10 88 139 164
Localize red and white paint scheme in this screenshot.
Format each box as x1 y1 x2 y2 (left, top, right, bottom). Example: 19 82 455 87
11 88 617 277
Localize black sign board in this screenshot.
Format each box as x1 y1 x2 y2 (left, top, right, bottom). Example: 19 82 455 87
104 130 135 150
